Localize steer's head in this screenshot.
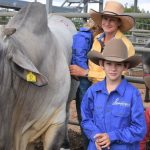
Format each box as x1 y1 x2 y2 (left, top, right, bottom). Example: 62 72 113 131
0 27 48 89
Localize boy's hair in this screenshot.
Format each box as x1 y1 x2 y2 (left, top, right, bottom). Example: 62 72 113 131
100 60 129 68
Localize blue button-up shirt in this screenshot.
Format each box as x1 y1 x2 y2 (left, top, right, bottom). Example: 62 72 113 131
71 27 93 69
81 78 146 150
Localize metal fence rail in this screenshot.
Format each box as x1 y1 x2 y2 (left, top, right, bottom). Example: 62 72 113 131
0 11 150 18
135 47 150 53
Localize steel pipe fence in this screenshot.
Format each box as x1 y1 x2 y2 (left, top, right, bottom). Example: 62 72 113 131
0 11 150 18
135 47 150 53
125 76 144 84
50 12 150 19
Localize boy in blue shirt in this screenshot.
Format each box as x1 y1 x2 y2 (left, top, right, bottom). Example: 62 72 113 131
81 39 147 150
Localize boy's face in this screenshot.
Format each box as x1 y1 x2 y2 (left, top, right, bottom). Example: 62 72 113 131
101 60 128 82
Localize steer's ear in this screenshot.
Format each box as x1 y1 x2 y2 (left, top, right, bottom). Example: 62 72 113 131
3 28 16 36
10 50 48 86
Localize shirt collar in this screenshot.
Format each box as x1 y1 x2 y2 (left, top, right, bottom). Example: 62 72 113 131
94 79 107 93
97 32 105 42
94 77 128 96
97 30 123 41
79 27 91 32
115 77 128 96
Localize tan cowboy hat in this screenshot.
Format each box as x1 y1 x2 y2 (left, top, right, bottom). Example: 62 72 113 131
88 39 141 69
89 0 135 32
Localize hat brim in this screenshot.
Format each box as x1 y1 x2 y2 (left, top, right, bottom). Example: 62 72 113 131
89 9 135 32
88 50 141 69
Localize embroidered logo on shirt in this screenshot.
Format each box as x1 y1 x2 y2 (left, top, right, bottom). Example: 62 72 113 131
112 98 130 107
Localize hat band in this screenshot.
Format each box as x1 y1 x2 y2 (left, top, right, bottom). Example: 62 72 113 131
102 11 121 16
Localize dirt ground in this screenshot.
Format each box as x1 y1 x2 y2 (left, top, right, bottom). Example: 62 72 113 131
68 100 83 150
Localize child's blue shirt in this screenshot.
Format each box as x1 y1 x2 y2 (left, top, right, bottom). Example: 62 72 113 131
81 78 147 150
71 27 93 69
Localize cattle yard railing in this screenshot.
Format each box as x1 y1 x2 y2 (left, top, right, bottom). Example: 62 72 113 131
0 11 150 18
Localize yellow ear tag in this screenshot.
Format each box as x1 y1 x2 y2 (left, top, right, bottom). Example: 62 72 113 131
26 72 36 82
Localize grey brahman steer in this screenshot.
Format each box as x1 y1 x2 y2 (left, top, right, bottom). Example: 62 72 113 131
0 2 78 150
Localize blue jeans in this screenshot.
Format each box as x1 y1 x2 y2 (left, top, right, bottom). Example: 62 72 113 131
76 77 92 149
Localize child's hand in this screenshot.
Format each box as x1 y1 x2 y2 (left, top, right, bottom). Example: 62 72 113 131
94 134 102 150
95 140 102 150
94 133 110 149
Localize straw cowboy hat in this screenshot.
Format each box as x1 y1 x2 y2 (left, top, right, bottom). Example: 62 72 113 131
89 0 135 32
88 39 141 69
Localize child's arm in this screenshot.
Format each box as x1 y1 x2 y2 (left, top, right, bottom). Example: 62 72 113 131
81 88 101 141
107 90 147 144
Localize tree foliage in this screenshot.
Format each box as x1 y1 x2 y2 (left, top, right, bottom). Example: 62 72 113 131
0 16 10 25
71 18 84 30
125 5 150 30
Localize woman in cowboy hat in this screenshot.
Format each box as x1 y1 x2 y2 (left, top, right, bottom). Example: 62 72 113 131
81 39 146 150
87 0 136 83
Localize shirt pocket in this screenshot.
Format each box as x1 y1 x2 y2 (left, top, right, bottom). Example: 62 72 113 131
112 106 130 117
111 106 130 129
